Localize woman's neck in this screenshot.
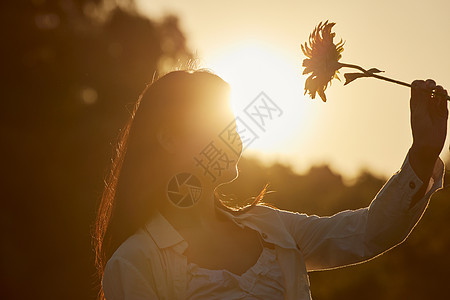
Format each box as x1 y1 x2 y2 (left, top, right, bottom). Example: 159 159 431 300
158 188 224 231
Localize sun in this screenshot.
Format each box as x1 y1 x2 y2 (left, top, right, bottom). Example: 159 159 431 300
205 40 317 159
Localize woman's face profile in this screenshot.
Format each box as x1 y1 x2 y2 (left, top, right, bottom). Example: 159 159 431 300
159 92 243 187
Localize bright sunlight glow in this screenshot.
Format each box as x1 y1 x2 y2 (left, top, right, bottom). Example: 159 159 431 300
205 41 319 160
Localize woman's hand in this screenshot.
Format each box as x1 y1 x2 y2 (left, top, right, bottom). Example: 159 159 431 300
408 79 448 206
410 79 448 157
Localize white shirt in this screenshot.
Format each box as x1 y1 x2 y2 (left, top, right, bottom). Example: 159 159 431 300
102 153 445 300
186 246 284 299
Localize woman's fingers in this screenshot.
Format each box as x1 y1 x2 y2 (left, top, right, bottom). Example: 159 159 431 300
425 79 436 89
433 85 449 118
411 79 425 90
410 79 449 122
411 79 447 109
411 80 428 114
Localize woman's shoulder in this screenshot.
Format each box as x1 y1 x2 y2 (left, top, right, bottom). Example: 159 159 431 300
249 203 299 217
250 203 280 213
107 227 158 268
250 203 311 226
241 203 296 224
102 228 162 299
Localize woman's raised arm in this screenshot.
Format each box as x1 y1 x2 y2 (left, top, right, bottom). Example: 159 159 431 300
277 151 444 271
277 79 447 271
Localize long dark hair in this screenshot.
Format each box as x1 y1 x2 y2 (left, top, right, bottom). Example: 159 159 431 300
92 69 269 300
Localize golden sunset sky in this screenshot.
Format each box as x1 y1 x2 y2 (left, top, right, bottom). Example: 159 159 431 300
137 0 450 181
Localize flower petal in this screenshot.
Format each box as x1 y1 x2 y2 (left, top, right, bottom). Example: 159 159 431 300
317 88 327 102
300 20 345 101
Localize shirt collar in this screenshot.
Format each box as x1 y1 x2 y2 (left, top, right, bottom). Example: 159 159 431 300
144 204 298 253
143 207 240 253
144 210 188 253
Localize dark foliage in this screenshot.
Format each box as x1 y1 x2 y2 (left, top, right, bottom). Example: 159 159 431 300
0 0 191 298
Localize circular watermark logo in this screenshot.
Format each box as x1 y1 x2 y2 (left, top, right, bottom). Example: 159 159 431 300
167 172 202 208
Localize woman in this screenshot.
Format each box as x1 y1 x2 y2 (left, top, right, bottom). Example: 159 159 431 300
93 69 447 300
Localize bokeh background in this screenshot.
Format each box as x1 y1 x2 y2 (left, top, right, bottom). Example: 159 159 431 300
1 0 449 299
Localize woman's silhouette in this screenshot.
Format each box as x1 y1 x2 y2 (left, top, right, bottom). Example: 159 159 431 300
93 70 447 300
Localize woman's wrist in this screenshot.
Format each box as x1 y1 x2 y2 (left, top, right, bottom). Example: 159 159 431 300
408 145 438 184
407 145 439 209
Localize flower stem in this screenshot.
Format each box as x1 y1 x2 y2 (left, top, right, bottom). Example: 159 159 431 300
338 62 450 101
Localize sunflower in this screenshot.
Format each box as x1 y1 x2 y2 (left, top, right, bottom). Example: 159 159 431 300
301 20 344 102
301 21 450 102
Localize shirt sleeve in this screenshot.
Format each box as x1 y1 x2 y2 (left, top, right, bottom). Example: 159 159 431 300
277 152 445 272
102 257 159 300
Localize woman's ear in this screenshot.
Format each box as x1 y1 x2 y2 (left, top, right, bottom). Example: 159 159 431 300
156 125 179 154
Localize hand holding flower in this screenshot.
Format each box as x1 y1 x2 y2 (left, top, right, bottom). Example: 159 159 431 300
300 21 449 205
409 79 448 183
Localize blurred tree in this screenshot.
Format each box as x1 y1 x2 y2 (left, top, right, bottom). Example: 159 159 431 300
0 0 193 299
